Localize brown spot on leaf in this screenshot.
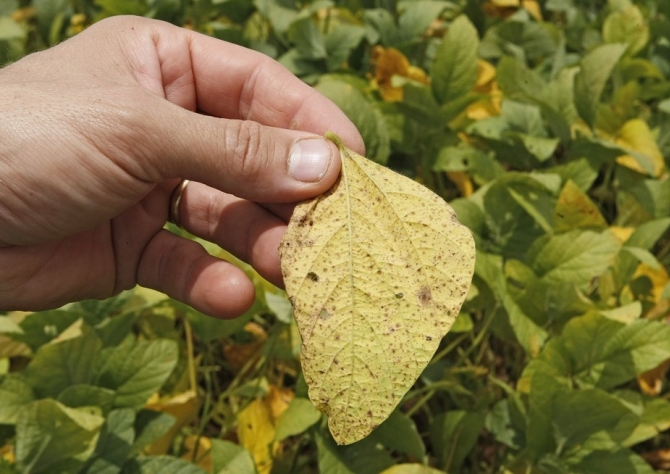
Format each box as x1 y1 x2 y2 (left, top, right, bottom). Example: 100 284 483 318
307 272 319 282
418 285 432 305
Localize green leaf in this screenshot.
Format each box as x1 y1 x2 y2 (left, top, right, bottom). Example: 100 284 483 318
625 218 670 249
288 18 326 59
0 316 22 334
482 174 557 259
431 15 479 105
397 0 453 43
24 330 102 399
433 146 504 185
264 291 293 325
314 428 395 474
57 384 116 414
315 76 390 164
275 397 321 441
15 309 82 350
603 5 649 56
543 158 599 192
524 371 566 460
82 408 136 474
0 375 34 424
572 449 655 474
429 410 485 472
527 230 621 285
15 399 104 474
210 439 257 474
325 24 365 71
476 252 548 354
496 55 545 100
367 409 425 461
363 9 398 46
130 410 176 457
93 338 179 409
254 0 298 35
574 43 628 128
122 456 207 474
553 389 630 448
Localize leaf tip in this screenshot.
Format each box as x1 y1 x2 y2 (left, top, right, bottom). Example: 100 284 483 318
324 131 346 150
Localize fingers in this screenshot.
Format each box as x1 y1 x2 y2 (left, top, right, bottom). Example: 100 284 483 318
133 105 343 203
136 229 256 318
147 19 365 154
175 181 287 288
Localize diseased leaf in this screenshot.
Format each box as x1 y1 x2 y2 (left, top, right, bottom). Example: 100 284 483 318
280 133 475 445
553 180 608 232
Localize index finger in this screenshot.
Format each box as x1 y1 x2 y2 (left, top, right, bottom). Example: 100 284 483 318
125 17 365 154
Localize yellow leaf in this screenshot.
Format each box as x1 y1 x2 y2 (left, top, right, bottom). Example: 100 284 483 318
490 0 519 6
522 0 543 21
553 180 608 232
181 435 213 471
610 226 635 243
446 171 474 197
637 358 670 396
279 133 476 444
381 464 447 474
616 119 665 177
266 385 294 422
144 391 199 455
371 46 428 102
475 59 496 90
0 443 14 463
467 63 502 120
634 263 669 303
238 399 276 474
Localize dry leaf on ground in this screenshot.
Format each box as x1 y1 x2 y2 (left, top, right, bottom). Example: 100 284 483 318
280 133 476 444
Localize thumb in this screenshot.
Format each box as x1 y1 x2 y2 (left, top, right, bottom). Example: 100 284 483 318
141 104 343 203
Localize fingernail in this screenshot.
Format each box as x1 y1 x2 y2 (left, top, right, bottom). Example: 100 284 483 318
289 137 331 182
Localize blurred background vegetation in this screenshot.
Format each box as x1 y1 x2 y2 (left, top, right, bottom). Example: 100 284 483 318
2 0 670 473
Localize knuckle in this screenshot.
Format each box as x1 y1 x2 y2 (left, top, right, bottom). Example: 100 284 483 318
229 120 265 180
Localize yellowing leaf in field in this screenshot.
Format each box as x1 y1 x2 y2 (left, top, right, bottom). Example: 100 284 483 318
180 435 213 471
380 464 447 474
237 398 276 474
266 385 294 422
467 60 502 120
371 46 429 102
280 133 476 444
553 180 607 232
616 119 665 177
638 358 670 396
144 390 199 455
446 171 474 197
610 226 635 243
482 0 542 20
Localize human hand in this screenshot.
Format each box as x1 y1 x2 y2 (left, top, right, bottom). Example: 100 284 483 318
0 15 364 318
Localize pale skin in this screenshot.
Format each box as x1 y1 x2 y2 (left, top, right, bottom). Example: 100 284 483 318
0 15 364 318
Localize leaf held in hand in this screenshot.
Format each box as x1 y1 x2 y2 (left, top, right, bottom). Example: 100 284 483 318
279 133 476 444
